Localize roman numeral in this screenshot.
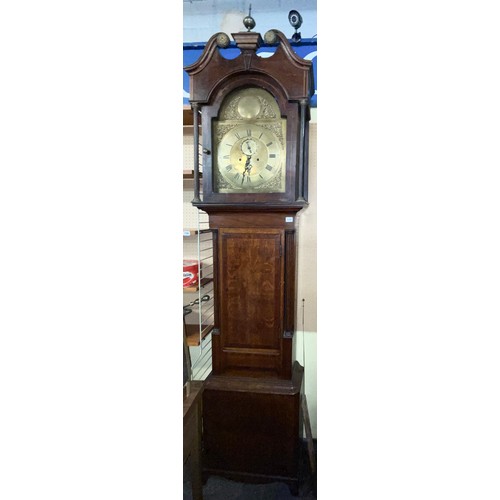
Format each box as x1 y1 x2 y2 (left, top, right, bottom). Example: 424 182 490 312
234 172 240 180
223 155 229 159
247 129 252 136
258 132 263 139
266 165 273 171
266 142 273 147
225 165 232 171
269 153 276 158
234 132 241 139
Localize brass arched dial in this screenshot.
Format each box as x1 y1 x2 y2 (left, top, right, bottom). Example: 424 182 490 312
216 123 283 191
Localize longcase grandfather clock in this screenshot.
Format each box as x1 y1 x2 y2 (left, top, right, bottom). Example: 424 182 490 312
184 14 314 494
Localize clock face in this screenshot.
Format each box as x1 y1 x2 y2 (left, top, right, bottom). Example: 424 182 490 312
216 123 283 190
213 87 286 194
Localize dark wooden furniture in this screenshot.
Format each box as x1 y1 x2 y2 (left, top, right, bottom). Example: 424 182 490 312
183 381 204 500
202 363 303 493
184 17 313 496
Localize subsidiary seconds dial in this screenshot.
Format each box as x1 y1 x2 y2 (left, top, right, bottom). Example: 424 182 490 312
216 124 283 191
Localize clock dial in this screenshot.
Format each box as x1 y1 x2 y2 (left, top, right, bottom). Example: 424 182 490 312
216 124 283 191
212 86 286 194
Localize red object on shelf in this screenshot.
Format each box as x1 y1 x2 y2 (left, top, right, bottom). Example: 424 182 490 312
183 260 200 288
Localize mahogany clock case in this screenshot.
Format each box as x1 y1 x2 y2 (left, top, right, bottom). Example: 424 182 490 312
184 28 314 208
184 26 315 495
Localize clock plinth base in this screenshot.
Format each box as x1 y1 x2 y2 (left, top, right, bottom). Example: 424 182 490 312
201 361 304 495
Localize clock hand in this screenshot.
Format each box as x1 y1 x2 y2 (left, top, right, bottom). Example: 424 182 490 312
242 155 252 184
243 156 251 173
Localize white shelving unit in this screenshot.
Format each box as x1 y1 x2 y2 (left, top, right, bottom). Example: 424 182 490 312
183 106 213 381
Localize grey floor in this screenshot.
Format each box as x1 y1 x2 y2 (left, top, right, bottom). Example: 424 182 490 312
183 441 317 500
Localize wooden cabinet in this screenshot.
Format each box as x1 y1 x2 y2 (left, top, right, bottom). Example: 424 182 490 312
183 381 204 500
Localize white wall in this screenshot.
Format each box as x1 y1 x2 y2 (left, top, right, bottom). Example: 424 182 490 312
295 119 317 437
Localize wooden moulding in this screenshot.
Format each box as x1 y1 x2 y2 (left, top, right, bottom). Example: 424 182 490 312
205 210 301 230
184 30 313 104
203 360 303 395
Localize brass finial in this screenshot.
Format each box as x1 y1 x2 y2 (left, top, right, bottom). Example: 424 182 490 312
243 4 256 32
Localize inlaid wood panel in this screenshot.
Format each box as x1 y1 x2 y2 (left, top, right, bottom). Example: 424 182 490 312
217 228 284 374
